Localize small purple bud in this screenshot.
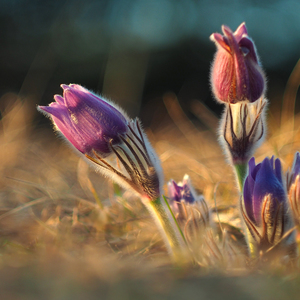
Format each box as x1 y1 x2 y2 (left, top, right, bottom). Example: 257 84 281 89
210 23 266 103
168 175 196 204
242 157 296 259
38 84 129 157
168 175 210 228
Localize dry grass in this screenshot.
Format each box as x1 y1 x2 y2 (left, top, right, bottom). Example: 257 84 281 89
1 74 300 299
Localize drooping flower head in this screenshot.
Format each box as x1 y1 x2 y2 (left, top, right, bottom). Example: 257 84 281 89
38 84 163 201
38 84 129 157
241 157 296 258
210 23 266 103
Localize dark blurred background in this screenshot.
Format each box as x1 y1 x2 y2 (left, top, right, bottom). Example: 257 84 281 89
0 0 299 127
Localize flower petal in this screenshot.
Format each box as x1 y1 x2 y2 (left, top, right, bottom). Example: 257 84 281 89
234 22 247 42
253 158 286 223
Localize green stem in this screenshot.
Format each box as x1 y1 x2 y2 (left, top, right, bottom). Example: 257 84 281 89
234 163 248 191
144 196 187 262
162 195 187 246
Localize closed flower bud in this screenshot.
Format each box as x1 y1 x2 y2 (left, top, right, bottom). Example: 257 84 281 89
210 23 266 103
38 84 128 157
220 98 267 165
168 174 198 204
38 84 163 200
287 152 300 223
168 175 210 229
241 157 297 260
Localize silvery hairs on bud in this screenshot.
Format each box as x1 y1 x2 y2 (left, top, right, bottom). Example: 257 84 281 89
86 118 164 201
219 97 267 165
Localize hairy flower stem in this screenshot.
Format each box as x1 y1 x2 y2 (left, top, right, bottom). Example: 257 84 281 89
234 163 248 191
143 196 189 263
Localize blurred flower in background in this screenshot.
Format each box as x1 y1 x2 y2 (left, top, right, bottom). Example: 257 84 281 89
168 175 210 228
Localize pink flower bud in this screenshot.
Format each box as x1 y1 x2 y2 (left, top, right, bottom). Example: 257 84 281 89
38 84 164 200
38 84 129 157
210 23 266 103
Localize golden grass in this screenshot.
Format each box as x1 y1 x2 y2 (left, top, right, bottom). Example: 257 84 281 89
0 67 300 298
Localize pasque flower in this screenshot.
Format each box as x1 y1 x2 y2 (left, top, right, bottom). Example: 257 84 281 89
168 175 198 204
39 84 128 157
38 84 163 200
210 23 266 103
168 175 210 228
38 84 190 262
241 157 296 259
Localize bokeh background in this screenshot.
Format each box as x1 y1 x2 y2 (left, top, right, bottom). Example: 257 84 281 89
1 1 300 298
1 0 299 126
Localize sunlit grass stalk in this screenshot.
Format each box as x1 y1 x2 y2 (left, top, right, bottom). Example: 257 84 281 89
142 196 189 264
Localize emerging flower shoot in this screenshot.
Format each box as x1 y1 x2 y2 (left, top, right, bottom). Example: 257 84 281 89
168 175 210 242
168 175 209 223
241 157 297 261
210 23 266 104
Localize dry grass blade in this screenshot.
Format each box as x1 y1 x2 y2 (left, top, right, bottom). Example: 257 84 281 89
281 59 300 131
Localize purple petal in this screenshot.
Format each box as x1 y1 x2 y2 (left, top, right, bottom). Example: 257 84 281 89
39 104 88 153
223 25 250 101
234 22 248 42
245 60 265 102
182 182 195 203
239 37 258 63
253 158 286 223
54 95 65 105
210 33 230 52
38 103 67 119
168 180 182 203
275 158 283 184
248 157 256 174
243 176 256 223
61 88 128 153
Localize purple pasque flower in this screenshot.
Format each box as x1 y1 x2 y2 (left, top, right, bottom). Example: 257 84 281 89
168 175 197 204
242 157 296 257
38 84 129 157
38 84 163 200
243 157 285 225
168 175 210 227
210 22 266 104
